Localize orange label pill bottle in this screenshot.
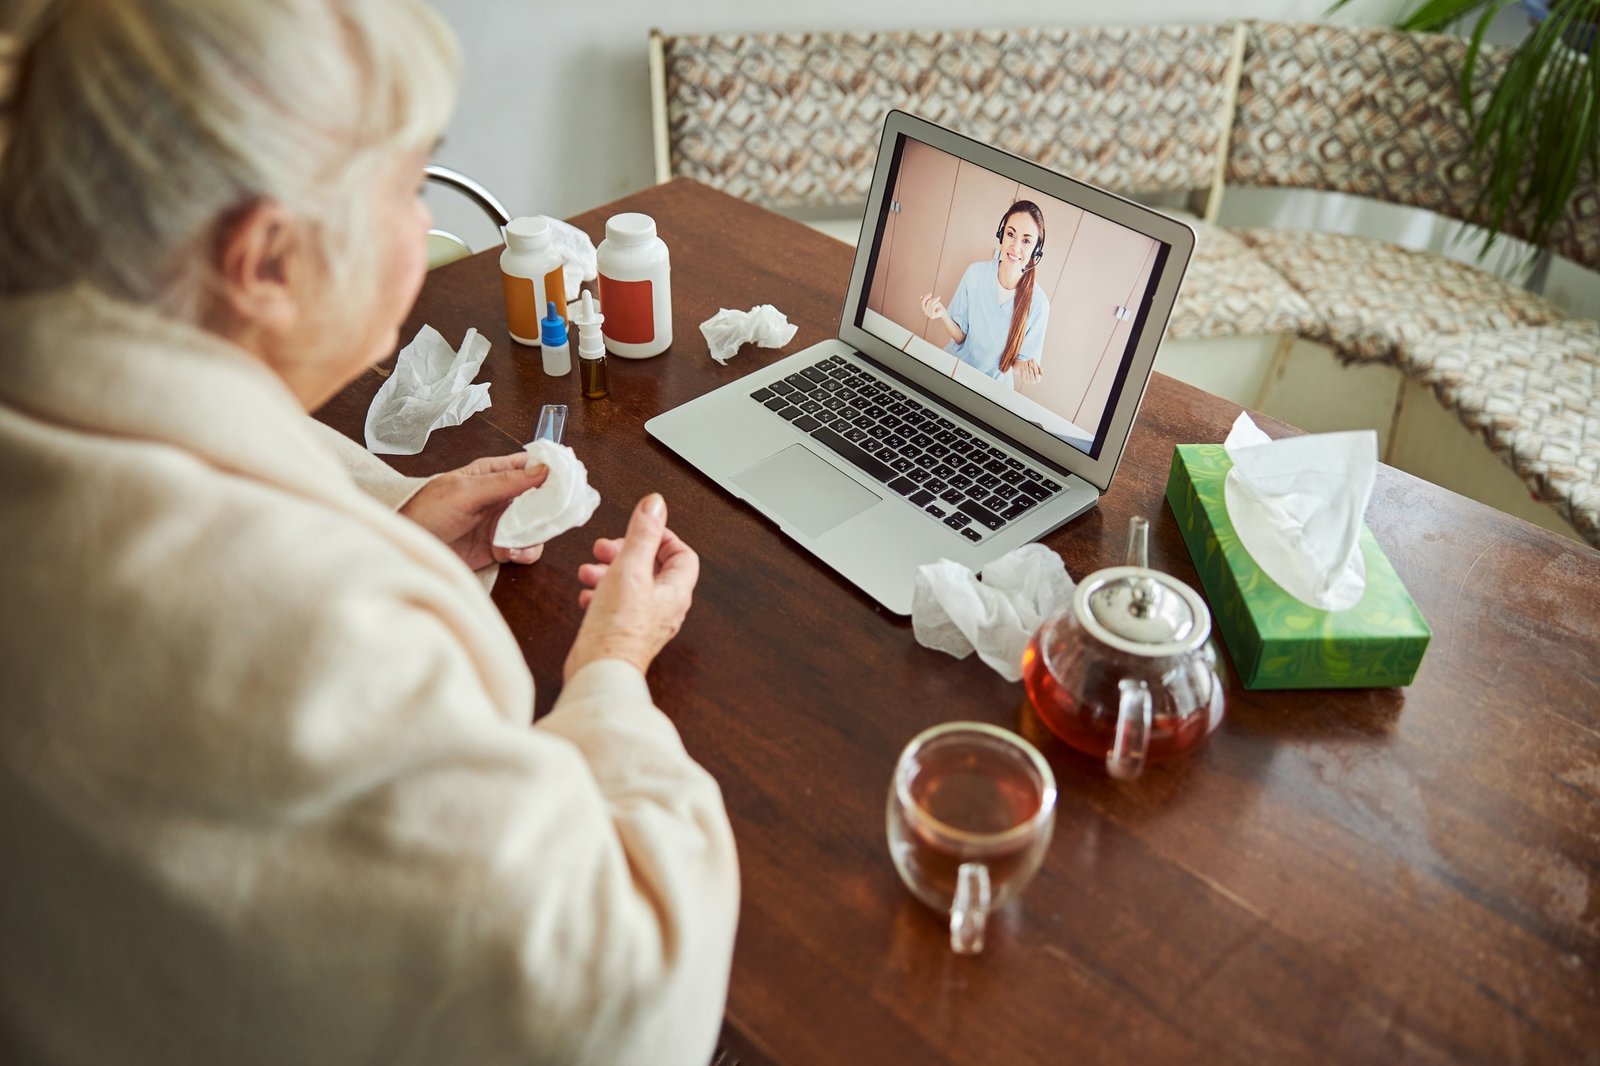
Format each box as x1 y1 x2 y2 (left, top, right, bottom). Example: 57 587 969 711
501 216 567 346
596 212 671 358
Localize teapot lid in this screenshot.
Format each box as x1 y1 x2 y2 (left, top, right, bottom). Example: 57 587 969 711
1076 566 1211 657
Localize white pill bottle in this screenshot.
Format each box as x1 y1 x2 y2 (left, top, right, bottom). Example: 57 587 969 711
596 212 672 358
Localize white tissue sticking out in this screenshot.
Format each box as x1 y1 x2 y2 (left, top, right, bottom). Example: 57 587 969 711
700 304 798 364
492 439 601 549
911 544 1075 682
542 216 598 303
365 326 492 455
1223 412 1375 612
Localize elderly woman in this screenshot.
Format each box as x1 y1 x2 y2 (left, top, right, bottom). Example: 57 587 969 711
0 2 737 1064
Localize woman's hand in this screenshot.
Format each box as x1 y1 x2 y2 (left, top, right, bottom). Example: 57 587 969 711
399 454 548 570
564 493 700 680
1014 359 1044 386
921 294 965 345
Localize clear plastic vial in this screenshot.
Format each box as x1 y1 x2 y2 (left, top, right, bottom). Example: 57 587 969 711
595 212 671 358
501 216 566 346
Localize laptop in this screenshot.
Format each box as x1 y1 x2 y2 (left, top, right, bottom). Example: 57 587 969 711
646 109 1195 615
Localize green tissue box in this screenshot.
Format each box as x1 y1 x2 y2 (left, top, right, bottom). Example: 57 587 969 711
1164 444 1430 689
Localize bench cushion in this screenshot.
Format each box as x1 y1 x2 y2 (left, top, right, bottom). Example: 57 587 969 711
1167 222 1320 340
1234 228 1564 366
1402 321 1600 547
656 25 1242 211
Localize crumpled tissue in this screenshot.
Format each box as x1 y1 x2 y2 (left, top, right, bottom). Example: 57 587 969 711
911 544 1075 682
492 439 601 548
1223 412 1376 611
544 216 598 303
365 326 491 455
699 304 798 364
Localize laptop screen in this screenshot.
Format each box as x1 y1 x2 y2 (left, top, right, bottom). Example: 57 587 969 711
849 125 1177 464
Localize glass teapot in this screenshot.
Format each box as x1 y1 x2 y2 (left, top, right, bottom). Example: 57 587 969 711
1022 516 1224 780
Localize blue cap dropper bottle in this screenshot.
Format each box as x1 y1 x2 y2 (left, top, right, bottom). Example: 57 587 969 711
539 300 571 377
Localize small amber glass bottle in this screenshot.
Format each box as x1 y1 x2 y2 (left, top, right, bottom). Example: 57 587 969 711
572 290 608 398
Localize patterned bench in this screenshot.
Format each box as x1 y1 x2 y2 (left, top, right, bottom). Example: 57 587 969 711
649 21 1600 547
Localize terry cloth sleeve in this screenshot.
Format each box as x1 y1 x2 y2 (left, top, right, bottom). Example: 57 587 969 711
303 414 429 510
62 574 737 1066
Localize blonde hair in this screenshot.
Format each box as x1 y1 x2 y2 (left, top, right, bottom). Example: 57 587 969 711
0 0 459 314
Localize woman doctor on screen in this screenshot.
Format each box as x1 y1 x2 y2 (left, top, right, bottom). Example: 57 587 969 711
921 199 1050 389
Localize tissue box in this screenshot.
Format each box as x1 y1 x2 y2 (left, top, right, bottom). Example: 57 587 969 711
1165 444 1430 689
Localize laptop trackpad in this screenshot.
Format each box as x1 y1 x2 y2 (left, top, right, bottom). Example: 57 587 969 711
733 445 880 538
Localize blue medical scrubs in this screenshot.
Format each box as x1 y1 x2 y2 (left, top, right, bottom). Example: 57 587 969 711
943 258 1050 387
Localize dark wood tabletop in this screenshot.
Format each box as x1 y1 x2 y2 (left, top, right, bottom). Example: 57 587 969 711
316 179 1600 1066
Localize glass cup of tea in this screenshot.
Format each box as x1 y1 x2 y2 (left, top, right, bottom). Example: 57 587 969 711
886 722 1057 954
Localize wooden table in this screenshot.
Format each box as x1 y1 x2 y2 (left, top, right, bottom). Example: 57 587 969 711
317 179 1600 1065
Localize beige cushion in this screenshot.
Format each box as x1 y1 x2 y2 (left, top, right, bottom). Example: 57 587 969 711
1403 321 1600 547
1166 221 1321 340
1235 228 1564 366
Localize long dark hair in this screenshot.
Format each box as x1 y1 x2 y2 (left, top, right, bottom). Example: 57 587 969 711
997 200 1045 374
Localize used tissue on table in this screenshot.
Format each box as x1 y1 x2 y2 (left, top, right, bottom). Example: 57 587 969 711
365 325 491 455
700 304 798 364
493 439 601 548
911 544 1075 682
1165 415 1430 689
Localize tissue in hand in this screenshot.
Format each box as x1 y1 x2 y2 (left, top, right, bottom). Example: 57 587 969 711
365 326 492 455
1223 413 1376 611
492 439 601 548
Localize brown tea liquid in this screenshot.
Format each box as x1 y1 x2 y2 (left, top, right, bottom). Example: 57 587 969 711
889 742 1050 909
1022 640 1214 762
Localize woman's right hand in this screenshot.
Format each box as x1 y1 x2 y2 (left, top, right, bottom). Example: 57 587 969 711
920 293 947 321
564 494 700 681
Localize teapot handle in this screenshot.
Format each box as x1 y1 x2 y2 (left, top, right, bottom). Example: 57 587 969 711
1107 678 1152 781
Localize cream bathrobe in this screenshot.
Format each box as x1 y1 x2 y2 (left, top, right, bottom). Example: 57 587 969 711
0 288 739 1065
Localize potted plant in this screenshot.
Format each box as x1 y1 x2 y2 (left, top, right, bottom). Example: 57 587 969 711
1330 0 1600 257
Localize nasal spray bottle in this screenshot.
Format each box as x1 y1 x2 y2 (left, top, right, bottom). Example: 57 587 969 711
571 290 608 398
539 301 571 376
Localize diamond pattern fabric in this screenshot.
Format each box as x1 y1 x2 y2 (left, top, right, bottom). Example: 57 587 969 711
1235 228 1564 366
1402 322 1600 547
1167 222 1321 340
1227 21 1600 271
658 25 1241 211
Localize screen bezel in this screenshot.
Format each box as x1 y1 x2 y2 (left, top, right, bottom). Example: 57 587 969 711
839 110 1196 492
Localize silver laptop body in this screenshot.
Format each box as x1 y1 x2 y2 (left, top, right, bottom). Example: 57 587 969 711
647 110 1195 615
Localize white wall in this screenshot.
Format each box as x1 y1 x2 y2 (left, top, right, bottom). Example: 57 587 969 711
423 0 1413 244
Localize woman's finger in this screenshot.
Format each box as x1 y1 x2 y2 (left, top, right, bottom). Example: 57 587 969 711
590 537 625 564
507 544 543 565
577 562 610 587
578 588 595 609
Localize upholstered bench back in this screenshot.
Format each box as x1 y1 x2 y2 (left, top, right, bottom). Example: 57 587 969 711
650 24 1245 221
1227 22 1600 271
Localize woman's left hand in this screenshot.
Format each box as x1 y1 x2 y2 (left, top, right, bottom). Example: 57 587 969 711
1014 360 1044 386
399 454 549 570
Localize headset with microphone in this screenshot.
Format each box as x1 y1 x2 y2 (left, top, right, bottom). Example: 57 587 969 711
995 203 1046 271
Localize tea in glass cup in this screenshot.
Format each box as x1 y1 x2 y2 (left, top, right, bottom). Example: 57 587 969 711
886 722 1057 954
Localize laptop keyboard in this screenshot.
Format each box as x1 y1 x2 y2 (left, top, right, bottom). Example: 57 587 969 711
749 354 1064 542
